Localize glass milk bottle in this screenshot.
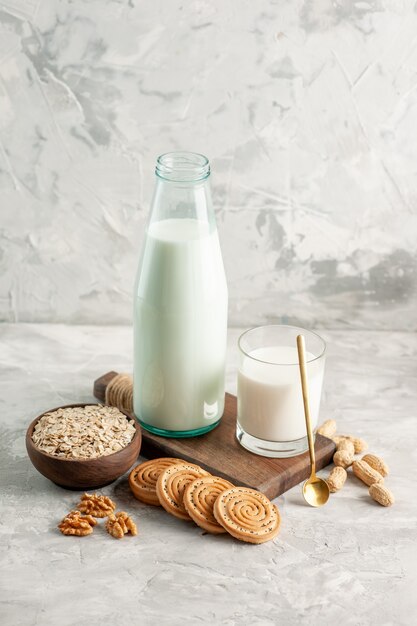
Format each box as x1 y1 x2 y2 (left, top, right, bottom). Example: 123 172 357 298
133 152 228 437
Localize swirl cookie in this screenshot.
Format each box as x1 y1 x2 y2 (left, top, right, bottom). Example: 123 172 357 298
183 476 235 534
156 463 210 520
213 487 281 544
129 458 185 506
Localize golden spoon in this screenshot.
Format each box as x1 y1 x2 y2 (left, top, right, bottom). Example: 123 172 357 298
296 334 330 507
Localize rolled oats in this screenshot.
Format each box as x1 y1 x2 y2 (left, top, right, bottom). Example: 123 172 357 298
32 405 136 460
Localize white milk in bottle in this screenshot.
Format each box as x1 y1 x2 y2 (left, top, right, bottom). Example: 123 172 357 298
133 153 228 436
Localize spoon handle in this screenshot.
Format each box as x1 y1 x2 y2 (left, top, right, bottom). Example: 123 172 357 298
296 334 316 476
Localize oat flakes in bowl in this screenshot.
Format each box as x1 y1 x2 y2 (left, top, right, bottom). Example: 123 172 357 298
31 405 136 459
26 404 142 490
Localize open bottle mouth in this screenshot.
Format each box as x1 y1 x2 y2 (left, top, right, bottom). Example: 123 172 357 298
156 152 210 182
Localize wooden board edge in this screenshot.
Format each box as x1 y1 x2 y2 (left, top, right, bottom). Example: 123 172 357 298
256 435 336 499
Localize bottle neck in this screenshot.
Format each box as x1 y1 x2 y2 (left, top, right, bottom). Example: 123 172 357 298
150 152 214 229
155 152 210 183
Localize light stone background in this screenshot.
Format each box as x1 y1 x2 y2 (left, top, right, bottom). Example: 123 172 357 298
1 1 417 329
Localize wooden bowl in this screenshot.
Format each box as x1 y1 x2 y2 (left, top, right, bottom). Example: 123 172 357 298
26 403 142 490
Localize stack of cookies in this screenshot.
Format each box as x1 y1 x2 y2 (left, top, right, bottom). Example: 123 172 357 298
129 458 281 544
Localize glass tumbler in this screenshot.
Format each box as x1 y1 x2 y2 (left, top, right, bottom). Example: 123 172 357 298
237 325 326 458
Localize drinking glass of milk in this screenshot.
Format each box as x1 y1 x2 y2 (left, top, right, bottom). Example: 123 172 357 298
133 152 228 437
237 325 326 458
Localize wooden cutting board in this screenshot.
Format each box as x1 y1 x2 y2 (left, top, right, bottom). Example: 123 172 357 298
94 371 336 500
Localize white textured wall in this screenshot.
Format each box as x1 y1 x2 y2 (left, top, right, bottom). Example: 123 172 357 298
0 0 416 329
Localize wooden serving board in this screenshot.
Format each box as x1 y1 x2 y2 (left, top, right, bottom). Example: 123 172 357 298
94 371 336 500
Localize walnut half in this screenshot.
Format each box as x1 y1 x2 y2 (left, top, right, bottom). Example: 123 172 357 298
77 493 116 518
105 511 138 539
58 510 97 536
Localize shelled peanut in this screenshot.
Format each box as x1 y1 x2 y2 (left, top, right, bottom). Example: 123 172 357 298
352 459 383 486
317 419 337 439
361 454 389 477
360 454 393 506
326 466 347 493
317 419 394 506
333 435 368 454
368 483 394 507
333 438 355 469
340 435 368 454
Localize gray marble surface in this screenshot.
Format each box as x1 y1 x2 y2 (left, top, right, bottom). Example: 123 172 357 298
0 323 416 626
1 1 417 330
